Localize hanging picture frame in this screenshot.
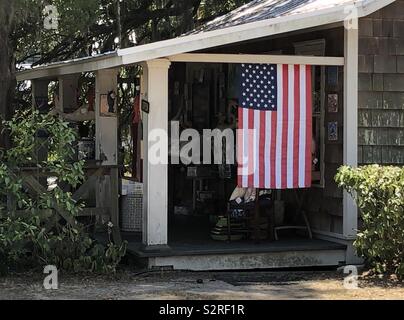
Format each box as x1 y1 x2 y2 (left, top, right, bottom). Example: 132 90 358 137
328 122 338 141
328 93 338 113
141 99 150 114
100 91 117 117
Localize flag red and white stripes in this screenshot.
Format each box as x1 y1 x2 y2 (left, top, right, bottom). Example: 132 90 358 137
237 64 312 189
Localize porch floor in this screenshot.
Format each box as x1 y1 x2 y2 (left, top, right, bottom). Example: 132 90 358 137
125 233 346 258
123 215 346 259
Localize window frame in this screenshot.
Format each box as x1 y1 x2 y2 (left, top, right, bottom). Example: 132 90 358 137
294 39 326 188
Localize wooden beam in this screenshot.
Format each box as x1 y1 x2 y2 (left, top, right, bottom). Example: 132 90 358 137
109 168 122 245
2 209 54 219
76 207 109 217
168 53 345 66
72 177 95 202
22 175 78 227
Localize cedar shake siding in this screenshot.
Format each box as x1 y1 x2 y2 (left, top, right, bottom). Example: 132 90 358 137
358 0 404 165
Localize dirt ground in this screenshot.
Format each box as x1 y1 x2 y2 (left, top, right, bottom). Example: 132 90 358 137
0 268 403 300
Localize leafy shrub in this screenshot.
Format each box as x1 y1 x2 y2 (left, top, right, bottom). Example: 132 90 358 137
335 165 404 277
0 110 126 275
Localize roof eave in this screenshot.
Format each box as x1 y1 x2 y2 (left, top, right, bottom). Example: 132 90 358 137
16 52 122 81
118 0 376 65
16 0 395 81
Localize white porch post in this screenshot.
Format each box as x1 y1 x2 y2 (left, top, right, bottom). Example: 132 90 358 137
95 68 121 244
142 59 171 249
343 23 361 264
95 69 119 166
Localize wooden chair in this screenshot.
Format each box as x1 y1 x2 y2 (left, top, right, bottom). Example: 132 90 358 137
274 189 312 241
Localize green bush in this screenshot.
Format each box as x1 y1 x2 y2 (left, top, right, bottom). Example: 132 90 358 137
335 165 404 277
0 110 126 275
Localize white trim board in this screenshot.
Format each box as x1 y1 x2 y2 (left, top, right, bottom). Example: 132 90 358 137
17 54 122 81
169 53 345 66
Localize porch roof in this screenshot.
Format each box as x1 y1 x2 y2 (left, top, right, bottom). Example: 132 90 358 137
17 0 394 81
186 0 381 34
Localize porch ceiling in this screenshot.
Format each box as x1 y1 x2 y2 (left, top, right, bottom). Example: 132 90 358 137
17 0 394 81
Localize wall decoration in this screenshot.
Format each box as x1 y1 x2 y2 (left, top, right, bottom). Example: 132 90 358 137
328 122 338 141
100 91 117 117
141 99 150 114
328 93 338 113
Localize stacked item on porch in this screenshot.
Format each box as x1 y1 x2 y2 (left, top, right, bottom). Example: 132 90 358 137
210 217 246 241
120 179 143 233
210 187 253 241
210 187 270 241
231 187 270 241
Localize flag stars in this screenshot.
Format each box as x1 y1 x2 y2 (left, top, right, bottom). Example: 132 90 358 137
240 63 277 111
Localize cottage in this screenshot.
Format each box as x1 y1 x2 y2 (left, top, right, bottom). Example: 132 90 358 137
17 0 404 271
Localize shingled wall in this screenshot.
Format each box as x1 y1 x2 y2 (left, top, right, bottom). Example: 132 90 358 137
358 0 404 165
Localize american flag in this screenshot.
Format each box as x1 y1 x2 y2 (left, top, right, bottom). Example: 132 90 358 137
237 63 312 189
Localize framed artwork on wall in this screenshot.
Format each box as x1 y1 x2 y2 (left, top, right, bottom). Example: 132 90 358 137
141 99 150 114
328 93 338 113
328 122 338 141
